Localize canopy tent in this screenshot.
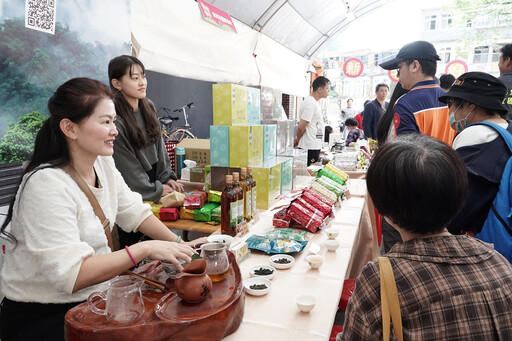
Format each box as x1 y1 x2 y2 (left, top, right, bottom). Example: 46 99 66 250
131 0 389 96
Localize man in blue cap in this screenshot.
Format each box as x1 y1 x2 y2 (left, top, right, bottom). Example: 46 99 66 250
379 41 456 252
380 40 455 147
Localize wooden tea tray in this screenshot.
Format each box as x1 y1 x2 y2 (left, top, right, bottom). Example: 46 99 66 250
64 252 245 341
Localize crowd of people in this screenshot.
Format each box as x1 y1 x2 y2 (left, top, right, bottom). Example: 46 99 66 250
2 37 512 340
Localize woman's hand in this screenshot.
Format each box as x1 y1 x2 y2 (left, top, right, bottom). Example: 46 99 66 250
185 236 209 248
162 184 174 197
142 240 196 271
167 179 185 192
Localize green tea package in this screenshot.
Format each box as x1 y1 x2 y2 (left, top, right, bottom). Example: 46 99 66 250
315 175 345 198
211 205 221 223
194 203 220 222
316 168 346 186
246 228 308 254
208 190 222 203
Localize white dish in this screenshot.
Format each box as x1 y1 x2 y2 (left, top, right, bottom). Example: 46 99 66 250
306 255 324 269
207 234 234 247
325 239 340 252
296 294 316 312
325 228 340 240
249 265 276 280
269 254 295 269
243 277 272 296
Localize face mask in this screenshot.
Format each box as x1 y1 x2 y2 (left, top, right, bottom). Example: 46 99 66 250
449 102 471 132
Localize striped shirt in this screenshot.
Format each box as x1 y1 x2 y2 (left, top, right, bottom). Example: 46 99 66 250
338 235 512 340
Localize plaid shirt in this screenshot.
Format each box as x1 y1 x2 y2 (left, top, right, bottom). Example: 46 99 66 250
338 235 512 340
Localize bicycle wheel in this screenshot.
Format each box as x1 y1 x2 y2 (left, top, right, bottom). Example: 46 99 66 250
168 129 195 142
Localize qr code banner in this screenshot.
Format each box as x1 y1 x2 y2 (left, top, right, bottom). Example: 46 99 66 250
25 0 57 35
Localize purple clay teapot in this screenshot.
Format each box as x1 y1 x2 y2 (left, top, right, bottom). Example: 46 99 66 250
174 259 212 304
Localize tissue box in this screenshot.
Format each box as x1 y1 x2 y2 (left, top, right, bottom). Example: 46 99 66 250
210 126 230 167
246 87 261 125
213 83 247 126
252 159 282 210
160 207 180 221
229 125 263 167
263 124 277 162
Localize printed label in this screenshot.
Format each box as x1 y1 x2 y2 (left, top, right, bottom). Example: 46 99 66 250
230 202 237 228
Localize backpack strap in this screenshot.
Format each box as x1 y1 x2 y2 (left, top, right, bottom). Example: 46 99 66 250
470 121 512 153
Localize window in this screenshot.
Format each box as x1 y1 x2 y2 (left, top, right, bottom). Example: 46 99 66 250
473 46 490 64
374 54 379 66
424 15 437 31
492 46 501 62
440 14 452 29
438 47 451 64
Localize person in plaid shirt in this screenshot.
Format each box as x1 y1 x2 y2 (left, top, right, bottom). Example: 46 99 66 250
338 134 512 340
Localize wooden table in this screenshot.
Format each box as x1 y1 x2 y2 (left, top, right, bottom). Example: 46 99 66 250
161 219 219 236
222 181 368 340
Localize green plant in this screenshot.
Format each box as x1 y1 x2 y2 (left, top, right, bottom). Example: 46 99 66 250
0 111 46 163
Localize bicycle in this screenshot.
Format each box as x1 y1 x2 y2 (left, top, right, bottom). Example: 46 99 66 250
158 102 196 143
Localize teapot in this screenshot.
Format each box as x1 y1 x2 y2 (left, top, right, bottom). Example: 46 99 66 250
174 259 212 304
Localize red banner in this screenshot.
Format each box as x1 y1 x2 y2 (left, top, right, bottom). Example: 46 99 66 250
198 0 237 33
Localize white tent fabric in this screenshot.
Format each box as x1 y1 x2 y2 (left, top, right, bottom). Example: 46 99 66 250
131 0 387 96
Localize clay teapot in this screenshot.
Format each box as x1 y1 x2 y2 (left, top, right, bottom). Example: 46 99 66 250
174 259 212 304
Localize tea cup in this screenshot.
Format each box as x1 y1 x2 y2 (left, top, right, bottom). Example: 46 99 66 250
306 255 324 269
325 239 340 252
296 294 316 312
88 275 145 323
326 228 340 239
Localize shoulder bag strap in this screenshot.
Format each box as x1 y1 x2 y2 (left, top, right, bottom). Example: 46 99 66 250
378 256 403 341
62 165 113 251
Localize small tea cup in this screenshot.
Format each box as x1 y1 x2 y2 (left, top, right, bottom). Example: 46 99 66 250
306 255 324 269
296 294 316 312
326 228 340 239
325 239 340 252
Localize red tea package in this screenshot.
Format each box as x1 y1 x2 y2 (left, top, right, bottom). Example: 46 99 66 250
301 190 333 216
184 191 208 209
295 197 326 220
273 208 292 228
160 207 180 221
287 201 324 233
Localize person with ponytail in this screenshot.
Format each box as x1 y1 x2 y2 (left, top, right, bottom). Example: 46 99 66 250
0 78 198 341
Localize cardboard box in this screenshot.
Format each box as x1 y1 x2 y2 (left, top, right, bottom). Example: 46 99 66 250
210 166 241 192
177 138 210 167
212 83 247 126
210 126 230 167
229 125 263 168
263 124 277 162
190 167 205 183
246 87 261 125
252 159 282 210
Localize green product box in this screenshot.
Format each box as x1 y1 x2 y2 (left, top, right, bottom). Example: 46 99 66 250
210 125 230 167
246 87 261 125
212 83 247 126
252 159 282 210
229 125 263 168
278 157 293 195
263 124 277 162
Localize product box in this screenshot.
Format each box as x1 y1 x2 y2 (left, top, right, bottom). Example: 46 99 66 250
263 124 277 162
281 119 295 156
176 138 210 167
257 86 283 121
212 83 247 126
246 87 261 125
252 159 282 210
278 156 293 195
280 148 309 190
190 167 205 183
209 126 230 167
209 166 241 192
229 125 263 168
262 120 295 156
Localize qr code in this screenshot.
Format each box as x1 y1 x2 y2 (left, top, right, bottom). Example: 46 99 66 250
25 0 56 35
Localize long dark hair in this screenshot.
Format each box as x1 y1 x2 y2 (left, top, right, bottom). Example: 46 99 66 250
376 83 409 147
0 78 113 244
108 55 160 149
